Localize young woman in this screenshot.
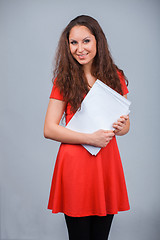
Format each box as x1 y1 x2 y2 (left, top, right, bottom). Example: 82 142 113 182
44 15 130 240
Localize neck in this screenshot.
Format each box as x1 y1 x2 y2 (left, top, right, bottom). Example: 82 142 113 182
83 62 92 76
83 69 96 88
82 62 96 88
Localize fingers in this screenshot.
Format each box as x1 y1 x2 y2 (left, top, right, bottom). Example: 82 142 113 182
120 114 129 119
120 115 129 123
113 115 129 130
117 115 128 123
103 130 115 136
99 130 115 147
113 124 123 132
105 131 115 142
106 133 115 141
113 122 124 129
93 129 115 148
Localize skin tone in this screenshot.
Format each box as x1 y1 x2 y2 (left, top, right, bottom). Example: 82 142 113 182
69 25 97 80
44 25 130 147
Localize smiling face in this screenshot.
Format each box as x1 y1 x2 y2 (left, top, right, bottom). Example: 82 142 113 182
69 25 97 69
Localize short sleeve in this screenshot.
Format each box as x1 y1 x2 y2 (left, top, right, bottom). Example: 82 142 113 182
50 78 64 100
117 71 129 96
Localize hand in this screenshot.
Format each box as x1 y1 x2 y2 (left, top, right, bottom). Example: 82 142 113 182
90 129 115 148
112 115 129 135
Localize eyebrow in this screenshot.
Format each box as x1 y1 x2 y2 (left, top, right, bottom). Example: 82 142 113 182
69 36 91 41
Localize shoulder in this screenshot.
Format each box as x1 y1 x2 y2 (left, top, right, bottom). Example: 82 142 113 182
116 69 129 95
50 77 64 101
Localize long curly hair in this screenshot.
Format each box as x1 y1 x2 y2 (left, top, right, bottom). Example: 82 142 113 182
53 15 128 113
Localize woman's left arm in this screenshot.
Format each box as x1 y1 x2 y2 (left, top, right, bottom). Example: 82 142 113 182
112 94 130 136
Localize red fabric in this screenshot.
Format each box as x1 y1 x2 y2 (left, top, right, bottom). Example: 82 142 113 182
117 71 129 95
48 74 130 217
50 72 128 100
50 77 64 100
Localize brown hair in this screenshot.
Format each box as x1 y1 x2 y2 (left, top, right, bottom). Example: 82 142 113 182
53 15 128 113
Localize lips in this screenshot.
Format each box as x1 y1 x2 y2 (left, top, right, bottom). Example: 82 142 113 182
77 53 88 59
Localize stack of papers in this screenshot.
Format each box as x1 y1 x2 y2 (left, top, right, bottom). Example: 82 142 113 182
66 80 131 155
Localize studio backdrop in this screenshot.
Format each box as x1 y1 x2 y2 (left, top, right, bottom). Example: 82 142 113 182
0 0 160 239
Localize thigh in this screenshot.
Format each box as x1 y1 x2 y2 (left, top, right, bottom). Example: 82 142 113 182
90 214 114 240
64 214 91 240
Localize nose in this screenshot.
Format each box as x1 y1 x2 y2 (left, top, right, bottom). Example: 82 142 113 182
77 43 84 53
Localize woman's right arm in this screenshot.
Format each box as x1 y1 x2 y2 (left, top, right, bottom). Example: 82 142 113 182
44 99 114 147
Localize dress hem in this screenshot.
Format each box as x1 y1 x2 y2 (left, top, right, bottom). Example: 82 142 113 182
47 207 130 217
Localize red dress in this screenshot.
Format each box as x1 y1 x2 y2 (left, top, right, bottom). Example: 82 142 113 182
47 72 130 217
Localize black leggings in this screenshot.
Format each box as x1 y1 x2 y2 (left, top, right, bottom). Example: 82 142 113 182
64 214 114 240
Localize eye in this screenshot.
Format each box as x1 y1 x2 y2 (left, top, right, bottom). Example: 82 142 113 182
70 40 77 45
84 39 90 43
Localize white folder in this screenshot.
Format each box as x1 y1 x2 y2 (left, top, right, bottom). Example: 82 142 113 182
66 80 131 155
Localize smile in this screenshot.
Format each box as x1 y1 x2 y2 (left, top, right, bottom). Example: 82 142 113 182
77 53 89 59
77 53 88 56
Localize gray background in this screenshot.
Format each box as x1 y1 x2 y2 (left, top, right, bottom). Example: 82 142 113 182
0 0 160 239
